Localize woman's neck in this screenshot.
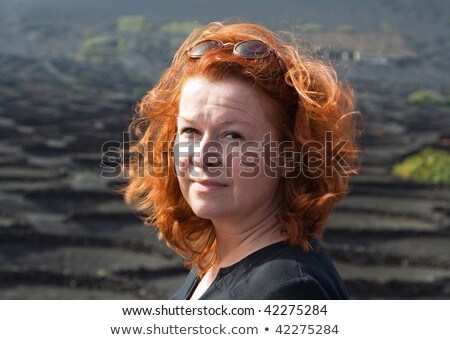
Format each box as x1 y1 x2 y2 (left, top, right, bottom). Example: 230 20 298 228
190 208 287 300
211 211 287 269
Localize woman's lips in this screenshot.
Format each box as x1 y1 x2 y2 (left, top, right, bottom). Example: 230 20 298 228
191 180 227 192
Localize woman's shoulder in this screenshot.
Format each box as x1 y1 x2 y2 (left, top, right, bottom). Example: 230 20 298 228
227 240 349 299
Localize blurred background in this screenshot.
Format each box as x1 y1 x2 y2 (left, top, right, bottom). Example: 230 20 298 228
0 0 449 299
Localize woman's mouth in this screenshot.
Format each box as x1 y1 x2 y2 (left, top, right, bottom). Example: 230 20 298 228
191 179 228 192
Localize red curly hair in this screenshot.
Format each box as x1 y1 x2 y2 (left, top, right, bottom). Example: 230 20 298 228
121 22 360 276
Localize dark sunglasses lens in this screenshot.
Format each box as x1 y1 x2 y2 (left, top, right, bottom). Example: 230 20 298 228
234 40 270 58
190 40 222 58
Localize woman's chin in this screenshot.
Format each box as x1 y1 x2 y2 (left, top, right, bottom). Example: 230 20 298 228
191 204 228 221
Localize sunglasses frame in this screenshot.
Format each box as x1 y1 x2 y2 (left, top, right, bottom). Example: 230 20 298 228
186 39 285 71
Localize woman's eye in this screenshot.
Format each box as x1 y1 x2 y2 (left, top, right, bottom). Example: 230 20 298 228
224 131 243 140
180 128 199 136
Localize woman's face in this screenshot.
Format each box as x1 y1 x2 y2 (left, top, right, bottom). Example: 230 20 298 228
175 77 284 224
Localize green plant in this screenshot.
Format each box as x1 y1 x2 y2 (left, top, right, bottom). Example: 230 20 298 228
336 24 354 33
116 39 128 53
392 147 450 185
159 21 200 36
407 89 443 105
301 22 324 33
80 36 115 51
76 35 116 64
96 268 108 278
117 16 146 34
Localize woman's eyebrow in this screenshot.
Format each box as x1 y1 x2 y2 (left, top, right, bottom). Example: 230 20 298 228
178 115 254 126
218 120 254 126
177 115 194 123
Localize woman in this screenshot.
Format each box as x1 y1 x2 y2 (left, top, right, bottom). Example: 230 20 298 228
122 22 360 299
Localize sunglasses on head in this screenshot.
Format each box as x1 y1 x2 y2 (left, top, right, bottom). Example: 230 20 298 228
186 39 285 71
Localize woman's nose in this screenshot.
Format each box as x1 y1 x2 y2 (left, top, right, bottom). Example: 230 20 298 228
192 138 223 168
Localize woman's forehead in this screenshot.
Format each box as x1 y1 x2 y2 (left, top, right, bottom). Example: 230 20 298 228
180 77 260 100
179 77 276 120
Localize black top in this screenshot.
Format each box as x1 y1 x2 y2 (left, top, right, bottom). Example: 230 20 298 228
170 240 349 300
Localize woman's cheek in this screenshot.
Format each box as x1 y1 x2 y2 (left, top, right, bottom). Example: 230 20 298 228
236 146 262 179
174 134 192 178
223 150 240 179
